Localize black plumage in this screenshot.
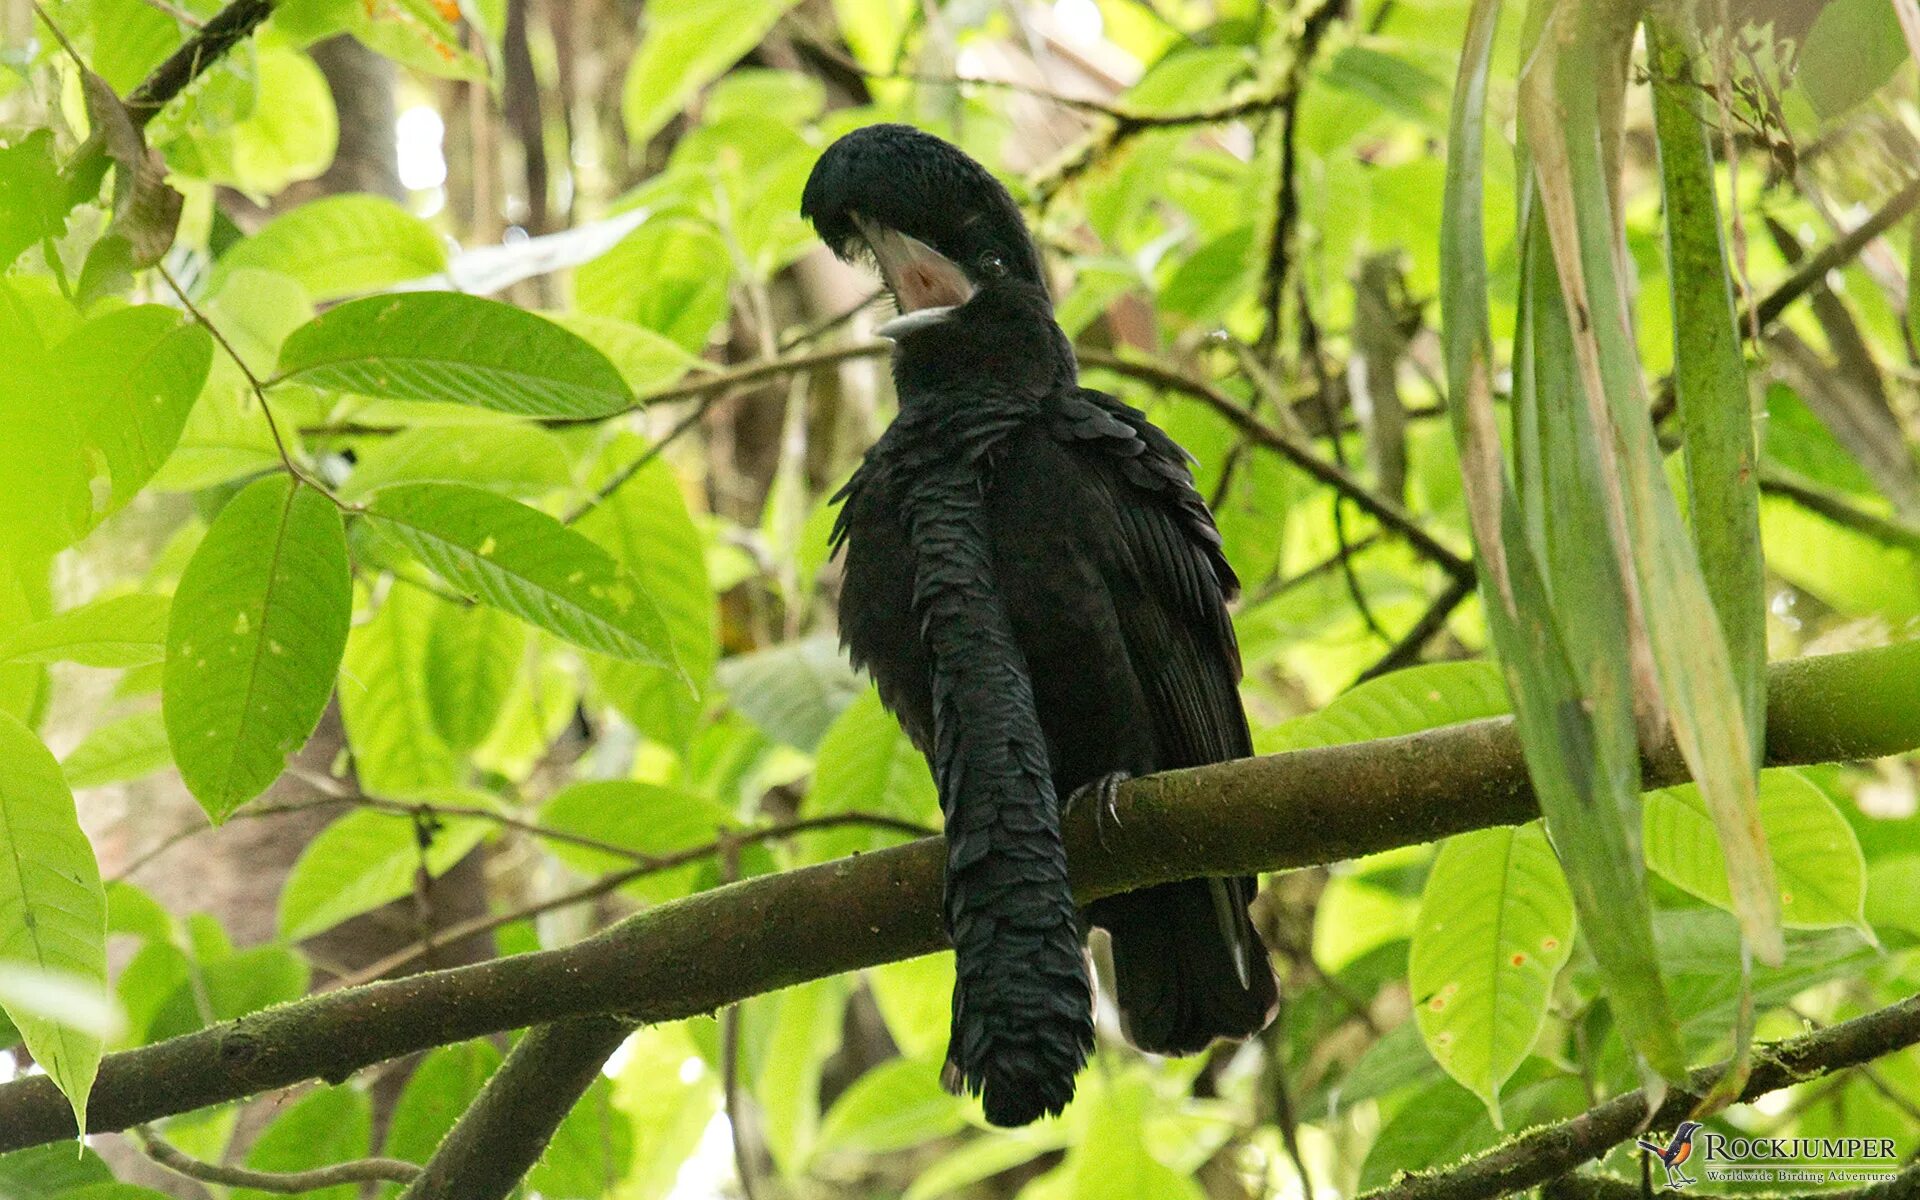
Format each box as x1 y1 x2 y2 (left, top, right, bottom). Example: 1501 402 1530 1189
803 124 1278 1126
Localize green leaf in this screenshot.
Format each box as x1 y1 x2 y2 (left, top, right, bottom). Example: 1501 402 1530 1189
1649 20 1765 758
0 962 124 1041
424 599 525 752
362 483 679 668
608 1022 718 1200
384 1040 502 1164
0 130 67 269
543 312 702 395
902 1125 1070 1200
339 583 460 794
0 711 108 1134
233 1085 370 1200
715 634 864 750
1798 0 1910 117
621 0 804 145
574 220 732 352
278 803 491 941
867 953 955 1061
58 306 214 516
163 477 352 821
61 709 172 789
0 594 168 668
1409 822 1574 1124
0 1145 112 1198
527 1072 633 1200
815 1054 967 1159
538 780 747 903
756 975 845 1172
216 194 449 301
146 944 309 1041
172 46 337 194
579 443 715 749
1261 660 1509 753
1646 768 1869 931
339 424 572 501
275 292 633 418
801 690 938 862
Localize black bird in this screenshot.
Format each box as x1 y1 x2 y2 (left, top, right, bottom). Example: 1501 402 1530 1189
802 124 1278 1126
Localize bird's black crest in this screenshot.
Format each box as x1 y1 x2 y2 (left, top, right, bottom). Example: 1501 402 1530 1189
801 124 1045 289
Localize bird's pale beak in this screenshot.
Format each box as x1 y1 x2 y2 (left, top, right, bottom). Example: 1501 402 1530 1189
852 214 974 339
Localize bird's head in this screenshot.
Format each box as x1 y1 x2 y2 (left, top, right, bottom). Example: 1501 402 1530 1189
802 124 1071 391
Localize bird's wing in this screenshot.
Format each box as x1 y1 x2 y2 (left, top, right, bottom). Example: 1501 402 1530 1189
1042 388 1275 1052
1045 388 1249 767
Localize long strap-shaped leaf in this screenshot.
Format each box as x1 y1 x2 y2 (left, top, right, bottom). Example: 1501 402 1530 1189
1519 1 1783 967
1440 0 1686 1079
1647 14 1766 758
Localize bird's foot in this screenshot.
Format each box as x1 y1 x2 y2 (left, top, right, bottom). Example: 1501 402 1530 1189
1067 771 1130 852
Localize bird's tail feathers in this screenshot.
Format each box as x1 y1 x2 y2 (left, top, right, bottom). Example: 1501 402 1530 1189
1096 877 1277 1056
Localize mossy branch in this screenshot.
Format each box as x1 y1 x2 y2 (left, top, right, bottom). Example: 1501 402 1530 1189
0 643 1914 1153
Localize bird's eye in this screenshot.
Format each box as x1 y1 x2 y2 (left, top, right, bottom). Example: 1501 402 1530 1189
978 251 1007 279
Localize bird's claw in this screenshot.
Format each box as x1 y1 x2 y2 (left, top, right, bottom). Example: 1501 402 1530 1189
1068 771 1130 852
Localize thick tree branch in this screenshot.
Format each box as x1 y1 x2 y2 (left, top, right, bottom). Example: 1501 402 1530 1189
1362 995 1920 1200
394 1017 629 1200
0 642 1914 1152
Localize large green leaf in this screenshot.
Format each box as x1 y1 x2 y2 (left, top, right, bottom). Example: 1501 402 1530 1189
579 443 715 749
339 583 460 794
163 477 352 821
339 424 572 501
814 1054 967 1159
1646 768 1869 932
1442 0 1684 1078
362 483 679 669
715 634 864 750
1260 660 1509 753
383 1040 502 1164
0 593 168 668
538 780 752 903
1409 822 1574 1124
278 803 492 942
1648 19 1765 758
274 292 633 418
58 306 214 516
424 598 525 752
61 709 171 790
800 689 938 862
216 193 448 301
0 131 67 269
621 0 803 145
233 1085 370 1200
0 712 108 1133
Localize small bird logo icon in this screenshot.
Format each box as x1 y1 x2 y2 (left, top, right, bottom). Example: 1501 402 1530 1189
1637 1120 1705 1189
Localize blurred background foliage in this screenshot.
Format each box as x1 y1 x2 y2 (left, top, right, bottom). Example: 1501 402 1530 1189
0 0 1917 1196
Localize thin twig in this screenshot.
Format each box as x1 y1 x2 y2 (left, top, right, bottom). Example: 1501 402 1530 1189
279 763 659 863
135 1125 420 1190
319 811 940 991
1255 0 1346 359
156 264 352 509
1295 279 1389 643
1758 467 1920 554
1350 573 1474 687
